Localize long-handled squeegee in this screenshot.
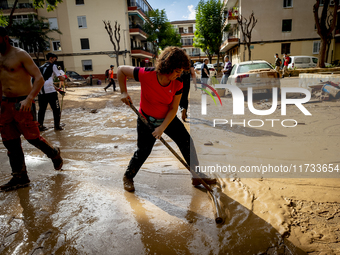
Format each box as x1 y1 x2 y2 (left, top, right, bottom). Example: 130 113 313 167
129 103 228 224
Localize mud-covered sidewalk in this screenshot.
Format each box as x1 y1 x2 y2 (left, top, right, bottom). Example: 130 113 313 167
0 79 339 254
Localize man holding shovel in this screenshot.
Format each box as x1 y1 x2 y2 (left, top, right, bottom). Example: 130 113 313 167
118 46 216 192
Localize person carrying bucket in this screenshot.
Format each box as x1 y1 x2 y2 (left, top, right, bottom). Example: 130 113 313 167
118 46 217 192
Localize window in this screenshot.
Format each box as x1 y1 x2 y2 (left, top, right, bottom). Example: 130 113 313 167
312 57 318 64
313 41 321 54
52 41 61 51
76 0 84 5
77 16 87 28
82 60 92 71
80 38 90 50
283 0 293 8
281 43 291 54
48 18 58 29
282 19 292 32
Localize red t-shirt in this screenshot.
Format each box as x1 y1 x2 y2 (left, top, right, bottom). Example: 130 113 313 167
134 67 183 119
284 56 290 66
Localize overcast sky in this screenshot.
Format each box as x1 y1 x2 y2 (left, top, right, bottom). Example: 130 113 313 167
146 0 200 21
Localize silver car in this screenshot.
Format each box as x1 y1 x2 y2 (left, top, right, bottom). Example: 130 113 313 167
227 60 280 94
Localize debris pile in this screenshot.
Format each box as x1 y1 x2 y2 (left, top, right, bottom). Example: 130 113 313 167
310 81 340 101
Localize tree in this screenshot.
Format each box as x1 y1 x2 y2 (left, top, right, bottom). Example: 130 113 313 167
237 11 257 61
313 0 339 68
6 0 63 29
143 9 181 62
9 16 62 66
103 20 121 67
193 31 214 62
195 0 228 70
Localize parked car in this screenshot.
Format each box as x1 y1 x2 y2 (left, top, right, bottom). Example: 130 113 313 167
213 62 224 68
227 60 280 94
194 64 217 78
65 71 85 81
287 56 318 69
193 61 202 67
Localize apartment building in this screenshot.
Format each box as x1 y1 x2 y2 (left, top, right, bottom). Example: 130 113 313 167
221 0 340 65
2 0 154 79
171 20 218 64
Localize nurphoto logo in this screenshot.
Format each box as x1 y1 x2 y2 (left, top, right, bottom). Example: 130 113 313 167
200 83 312 128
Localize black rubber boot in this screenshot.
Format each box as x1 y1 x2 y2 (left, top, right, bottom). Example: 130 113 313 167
123 176 135 192
0 173 30 191
51 147 63 170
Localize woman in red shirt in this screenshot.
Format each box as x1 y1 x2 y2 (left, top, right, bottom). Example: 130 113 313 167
118 46 216 192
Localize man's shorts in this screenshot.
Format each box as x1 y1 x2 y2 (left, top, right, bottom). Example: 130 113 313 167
0 96 40 141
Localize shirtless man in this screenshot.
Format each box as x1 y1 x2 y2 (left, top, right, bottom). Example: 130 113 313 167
0 26 63 191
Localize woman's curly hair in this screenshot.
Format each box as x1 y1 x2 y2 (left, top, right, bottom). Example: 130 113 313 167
155 46 190 74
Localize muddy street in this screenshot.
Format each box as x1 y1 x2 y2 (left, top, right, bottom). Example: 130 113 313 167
0 80 339 254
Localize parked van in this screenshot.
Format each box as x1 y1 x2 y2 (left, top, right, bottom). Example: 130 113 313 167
288 56 318 69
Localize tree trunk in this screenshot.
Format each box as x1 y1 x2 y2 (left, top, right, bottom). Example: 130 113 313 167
317 38 327 68
7 0 18 29
248 43 251 61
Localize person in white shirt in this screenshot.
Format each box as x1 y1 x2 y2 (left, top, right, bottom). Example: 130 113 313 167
37 53 65 131
58 66 66 90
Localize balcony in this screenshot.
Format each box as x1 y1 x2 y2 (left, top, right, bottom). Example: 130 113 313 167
0 1 36 14
129 24 148 40
127 0 151 20
130 46 153 58
178 28 194 35
220 36 239 52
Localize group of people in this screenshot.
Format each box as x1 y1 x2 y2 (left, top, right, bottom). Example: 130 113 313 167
0 26 216 192
274 53 291 78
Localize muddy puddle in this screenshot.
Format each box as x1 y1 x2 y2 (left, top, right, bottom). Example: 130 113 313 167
0 81 339 254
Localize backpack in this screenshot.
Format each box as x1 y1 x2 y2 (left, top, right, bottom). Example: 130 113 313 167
39 62 54 81
105 69 110 78
288 56 291 64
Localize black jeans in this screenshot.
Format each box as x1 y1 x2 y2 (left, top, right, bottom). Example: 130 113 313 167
105 78 116 91
124 116 199 179
38 92 61 128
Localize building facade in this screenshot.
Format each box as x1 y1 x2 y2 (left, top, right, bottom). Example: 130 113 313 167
3 0 154 79
171 20 218 64
221 0 340 66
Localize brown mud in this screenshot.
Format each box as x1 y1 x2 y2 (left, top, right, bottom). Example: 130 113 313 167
0 80 339 254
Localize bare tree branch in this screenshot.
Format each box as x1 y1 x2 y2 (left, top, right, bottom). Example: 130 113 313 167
103 20 121 67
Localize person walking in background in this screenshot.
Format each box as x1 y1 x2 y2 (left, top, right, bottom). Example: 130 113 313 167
0 26 63 191
179 49 196 122
58 66 66 90
221 55 232 84
200 58 210 88
37 53 65 131
104 65 116 92
274 53 281 74
118 46 216 192
282 53 291 78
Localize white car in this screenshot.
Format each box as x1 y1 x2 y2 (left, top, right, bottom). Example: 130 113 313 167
287 56 318 69
195 64 217 78
227 60 280 94
287 56 331 69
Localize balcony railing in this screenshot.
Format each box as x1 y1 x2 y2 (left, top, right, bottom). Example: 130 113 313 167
128 0 149 15
131 46 153 54
0 1 33 9
129 24 145 31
